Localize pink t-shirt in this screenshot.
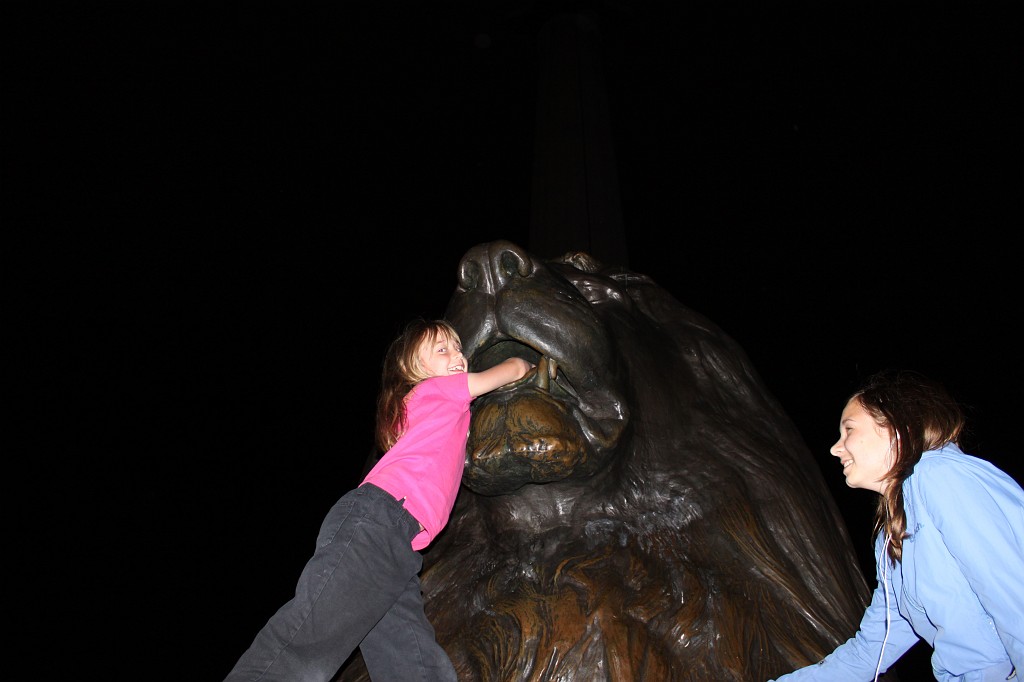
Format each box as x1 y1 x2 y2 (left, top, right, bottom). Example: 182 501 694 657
360 373 472 551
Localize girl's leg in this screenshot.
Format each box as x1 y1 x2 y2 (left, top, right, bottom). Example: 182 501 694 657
359 572 457 682
224 484 421 682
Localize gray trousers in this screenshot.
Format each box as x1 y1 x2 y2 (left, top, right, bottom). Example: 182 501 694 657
224 483 457 682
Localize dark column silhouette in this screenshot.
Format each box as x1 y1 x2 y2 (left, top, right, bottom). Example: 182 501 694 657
528 12 628 266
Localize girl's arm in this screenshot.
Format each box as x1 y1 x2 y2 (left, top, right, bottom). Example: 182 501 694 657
770 535 918 681
467 357 533 398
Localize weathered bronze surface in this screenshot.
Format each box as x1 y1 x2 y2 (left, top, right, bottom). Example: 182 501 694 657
338 240 869 681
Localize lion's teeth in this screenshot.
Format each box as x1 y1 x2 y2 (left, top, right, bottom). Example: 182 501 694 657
534 356 551 391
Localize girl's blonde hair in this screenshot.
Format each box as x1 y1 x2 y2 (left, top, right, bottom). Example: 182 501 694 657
374 318 462 453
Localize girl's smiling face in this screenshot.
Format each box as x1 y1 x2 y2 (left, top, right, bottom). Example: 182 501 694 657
418 331 466 378
830 397 894 493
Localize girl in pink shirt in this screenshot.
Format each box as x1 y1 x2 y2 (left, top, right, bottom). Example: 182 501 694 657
225 319 532 682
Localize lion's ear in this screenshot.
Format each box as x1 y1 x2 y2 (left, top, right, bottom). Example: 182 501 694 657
556 251 603 272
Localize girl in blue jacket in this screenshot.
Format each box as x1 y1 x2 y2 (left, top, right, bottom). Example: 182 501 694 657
770 369 1023 682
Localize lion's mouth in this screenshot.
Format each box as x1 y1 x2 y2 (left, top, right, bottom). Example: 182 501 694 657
461 338 620 495
472 342 579 402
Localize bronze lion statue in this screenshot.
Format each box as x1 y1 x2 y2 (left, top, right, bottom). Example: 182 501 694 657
338 239 870 681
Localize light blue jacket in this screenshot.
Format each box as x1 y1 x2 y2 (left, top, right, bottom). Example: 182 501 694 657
770 443 1023 681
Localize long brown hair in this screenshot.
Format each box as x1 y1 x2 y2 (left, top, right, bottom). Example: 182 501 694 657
851 369 965 564
374 318 462 453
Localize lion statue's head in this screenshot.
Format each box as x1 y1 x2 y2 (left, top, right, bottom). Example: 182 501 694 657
338 240 869 681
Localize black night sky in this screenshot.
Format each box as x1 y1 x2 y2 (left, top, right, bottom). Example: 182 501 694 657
17 2 1019 680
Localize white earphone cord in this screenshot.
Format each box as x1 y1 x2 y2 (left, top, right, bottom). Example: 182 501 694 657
873 535 892 682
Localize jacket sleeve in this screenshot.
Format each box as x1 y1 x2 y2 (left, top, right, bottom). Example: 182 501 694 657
918 460 1024 675
768 538 918 682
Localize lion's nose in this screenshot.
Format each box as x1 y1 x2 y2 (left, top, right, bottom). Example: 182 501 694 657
457 240 532 293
